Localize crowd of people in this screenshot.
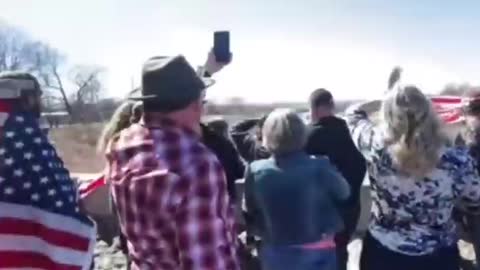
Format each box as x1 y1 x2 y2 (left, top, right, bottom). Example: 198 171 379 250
1 50 480 270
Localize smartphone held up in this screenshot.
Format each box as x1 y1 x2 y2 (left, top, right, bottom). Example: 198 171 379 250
213 31 231 63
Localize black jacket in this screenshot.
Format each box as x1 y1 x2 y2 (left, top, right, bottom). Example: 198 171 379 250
230 119 270 163
201 124 245 201
305 116 367 223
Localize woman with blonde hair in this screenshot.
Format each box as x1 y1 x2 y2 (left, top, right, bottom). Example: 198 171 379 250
96 100 142 269
346 68 480 270
245 109 349 270
97 101 142 153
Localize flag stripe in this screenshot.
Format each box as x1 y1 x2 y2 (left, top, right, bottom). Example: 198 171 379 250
0 235 88 267
0 218 89 251
0 112 96 270
1 268 46 270
0 251 81 270
430 97 462 104
430 95 464 124
78 176 105 197
0 112 9 126
0 202 94 237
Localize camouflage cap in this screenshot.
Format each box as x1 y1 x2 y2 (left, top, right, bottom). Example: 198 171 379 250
0 71 41 99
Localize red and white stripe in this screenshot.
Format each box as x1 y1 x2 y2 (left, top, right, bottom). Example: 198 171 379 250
78 175 105 199
0 202 96 270
430 95 464 124
0 99 13 127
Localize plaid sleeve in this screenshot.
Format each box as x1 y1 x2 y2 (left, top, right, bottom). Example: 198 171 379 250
175 155 239 270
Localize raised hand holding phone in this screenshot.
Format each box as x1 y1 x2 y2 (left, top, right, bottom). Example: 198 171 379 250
204 50 229 76
213 31 231 63
201 31 232 76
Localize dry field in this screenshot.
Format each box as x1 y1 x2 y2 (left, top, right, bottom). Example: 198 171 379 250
50 115 251 173
50 123 105 173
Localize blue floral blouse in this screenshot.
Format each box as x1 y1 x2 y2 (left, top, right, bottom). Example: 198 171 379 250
346 110 480 255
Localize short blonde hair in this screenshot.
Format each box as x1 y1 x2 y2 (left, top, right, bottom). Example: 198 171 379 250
262 109 307 155
382 85 448 176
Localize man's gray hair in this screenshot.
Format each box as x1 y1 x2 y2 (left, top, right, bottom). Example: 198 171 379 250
262 108 308 155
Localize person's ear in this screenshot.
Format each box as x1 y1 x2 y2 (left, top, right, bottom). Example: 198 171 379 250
191 99 204 113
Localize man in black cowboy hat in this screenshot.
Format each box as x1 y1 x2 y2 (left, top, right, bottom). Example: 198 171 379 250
107 55 240 270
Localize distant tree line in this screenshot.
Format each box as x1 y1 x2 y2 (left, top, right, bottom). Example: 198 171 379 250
0 21 106 123
440 83 480 96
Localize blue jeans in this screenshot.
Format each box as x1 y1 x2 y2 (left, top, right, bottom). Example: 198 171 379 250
260 245 337 270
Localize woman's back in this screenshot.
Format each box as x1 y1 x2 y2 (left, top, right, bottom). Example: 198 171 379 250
350 114 480 255
246 152 349 246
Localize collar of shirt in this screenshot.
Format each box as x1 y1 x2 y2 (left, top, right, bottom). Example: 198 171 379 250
141 113 200 139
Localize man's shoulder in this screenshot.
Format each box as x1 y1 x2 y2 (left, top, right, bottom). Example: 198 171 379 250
308 116 349 139
202 124 233 147
174 130 222 171
311 116 347 129
108 124 150 152
118 123 149 139
249 158 275 172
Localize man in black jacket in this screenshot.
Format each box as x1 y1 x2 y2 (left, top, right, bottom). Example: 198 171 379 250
305 88 367 270
201 122 245 202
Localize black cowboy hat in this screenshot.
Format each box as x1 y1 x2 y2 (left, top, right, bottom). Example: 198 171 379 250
129 55 214 111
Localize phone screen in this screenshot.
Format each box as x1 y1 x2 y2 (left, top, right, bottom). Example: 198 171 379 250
214 31 230 63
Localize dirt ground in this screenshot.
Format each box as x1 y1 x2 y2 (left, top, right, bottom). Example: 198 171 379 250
50 115 248 173
50 123 105 173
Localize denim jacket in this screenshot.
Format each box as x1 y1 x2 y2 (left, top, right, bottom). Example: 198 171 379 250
244 151 350 246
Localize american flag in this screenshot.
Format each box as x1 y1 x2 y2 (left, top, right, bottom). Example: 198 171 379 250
0 112 96 270
430 95 464 124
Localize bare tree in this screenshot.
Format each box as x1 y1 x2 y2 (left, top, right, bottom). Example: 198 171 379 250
32 44 73 115
68 66 105 122
0 22 74 114
440 83 471 96
0 23 36 71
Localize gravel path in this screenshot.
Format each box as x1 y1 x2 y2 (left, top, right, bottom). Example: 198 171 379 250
93 238 127 270
93 237 476 270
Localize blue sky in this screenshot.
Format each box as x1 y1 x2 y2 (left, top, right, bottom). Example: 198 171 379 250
2 0 480 102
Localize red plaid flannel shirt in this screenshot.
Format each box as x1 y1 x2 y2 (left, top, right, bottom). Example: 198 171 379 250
106 117 239 270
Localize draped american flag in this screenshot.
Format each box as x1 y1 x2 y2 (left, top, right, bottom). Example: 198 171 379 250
0 112 96 270
430 95 464 124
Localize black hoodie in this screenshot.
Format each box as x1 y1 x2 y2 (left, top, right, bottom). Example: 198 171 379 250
201 124 245 201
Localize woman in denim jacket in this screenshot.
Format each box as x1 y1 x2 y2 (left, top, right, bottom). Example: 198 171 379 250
244 109 350 270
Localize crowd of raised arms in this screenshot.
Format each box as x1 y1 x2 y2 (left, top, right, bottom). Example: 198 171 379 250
1 50 480 270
